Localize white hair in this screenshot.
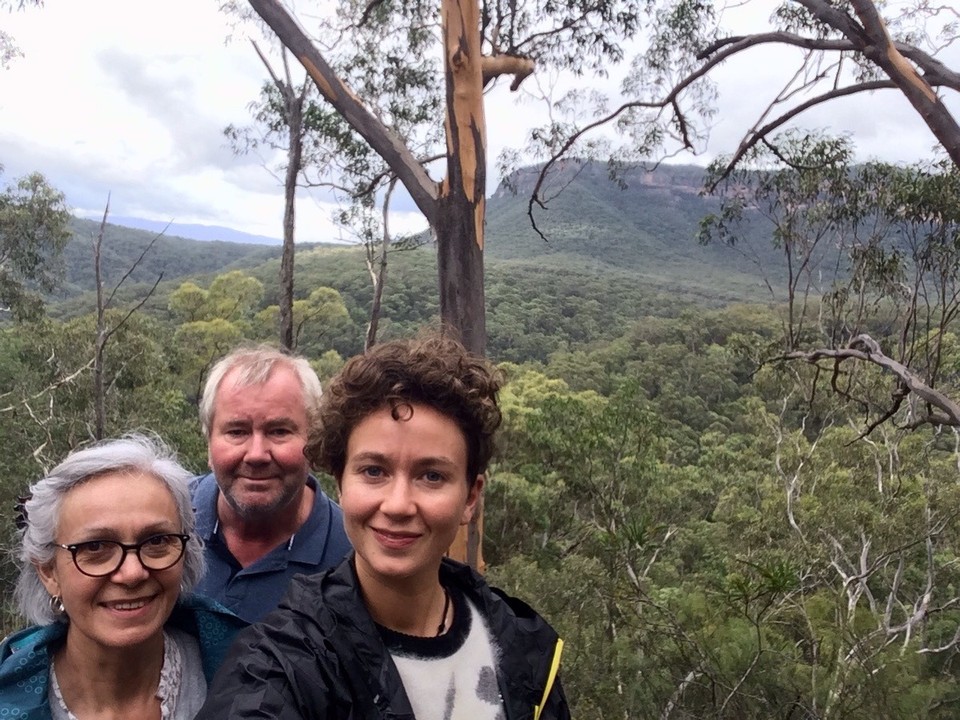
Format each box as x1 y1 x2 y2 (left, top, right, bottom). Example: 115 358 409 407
199 344 322 436
14 434 205 625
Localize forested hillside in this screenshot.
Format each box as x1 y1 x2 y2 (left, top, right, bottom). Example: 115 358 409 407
59 218 284 298
3 156 960 717
488 162 782 281
54 164 781 309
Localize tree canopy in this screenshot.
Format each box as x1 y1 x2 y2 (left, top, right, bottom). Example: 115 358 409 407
0 0 42 67
239 0 652 566
0 168 70 321
1 163 960 711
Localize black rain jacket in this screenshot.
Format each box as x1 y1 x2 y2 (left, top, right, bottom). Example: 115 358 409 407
197 556 570 720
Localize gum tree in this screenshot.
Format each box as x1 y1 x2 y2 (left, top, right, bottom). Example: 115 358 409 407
0 168 70 322
225 42 326 351
241 0 646 566
529 0 960 205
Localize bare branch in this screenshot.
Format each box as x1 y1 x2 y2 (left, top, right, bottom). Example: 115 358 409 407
777 334 960 428
104 222 169 310
481 54 535 91
535 0 960 227
526 26 815 232
709 80 893 190
246 0 440 224
0 358 94 413
251 38 285 95
700 31 960 89
101 272 164 347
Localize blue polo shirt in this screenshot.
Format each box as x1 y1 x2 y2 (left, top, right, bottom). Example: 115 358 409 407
190 473 352 622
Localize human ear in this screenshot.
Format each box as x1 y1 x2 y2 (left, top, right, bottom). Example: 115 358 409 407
461 475 484 525
35 560 61 598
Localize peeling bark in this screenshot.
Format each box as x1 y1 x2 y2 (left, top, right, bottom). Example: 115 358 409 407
439 0 488 567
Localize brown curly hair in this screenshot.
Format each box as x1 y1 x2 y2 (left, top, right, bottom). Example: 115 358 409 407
307 334 503 487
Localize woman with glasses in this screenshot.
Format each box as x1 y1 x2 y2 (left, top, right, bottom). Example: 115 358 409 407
0 434 246 718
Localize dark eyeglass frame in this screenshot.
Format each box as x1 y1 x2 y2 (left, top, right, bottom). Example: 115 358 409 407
52 533 190 578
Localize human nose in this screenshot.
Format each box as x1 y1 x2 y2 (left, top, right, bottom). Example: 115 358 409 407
244 432 271 464
111 547 151 584
380 477 415 516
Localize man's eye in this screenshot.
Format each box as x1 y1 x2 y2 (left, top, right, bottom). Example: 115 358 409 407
423 471 445 483
361 466 384 478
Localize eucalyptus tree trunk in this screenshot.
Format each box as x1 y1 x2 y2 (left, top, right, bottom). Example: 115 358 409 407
279 95 303 350
436 0 487 361
247 0 488 568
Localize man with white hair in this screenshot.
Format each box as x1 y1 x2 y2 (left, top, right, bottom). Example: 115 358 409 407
191 345 351 622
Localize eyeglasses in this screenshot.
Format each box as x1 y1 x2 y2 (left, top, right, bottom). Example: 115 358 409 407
52 534 190 578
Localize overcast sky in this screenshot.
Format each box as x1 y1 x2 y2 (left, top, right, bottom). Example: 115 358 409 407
1 1 956 243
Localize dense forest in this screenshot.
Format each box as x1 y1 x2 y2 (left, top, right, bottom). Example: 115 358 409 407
3 155 960 718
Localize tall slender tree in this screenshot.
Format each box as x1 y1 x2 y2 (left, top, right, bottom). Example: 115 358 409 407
225 44 317 351
0 168 70 322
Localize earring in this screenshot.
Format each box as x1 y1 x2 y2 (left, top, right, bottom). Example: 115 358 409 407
49 594 65 616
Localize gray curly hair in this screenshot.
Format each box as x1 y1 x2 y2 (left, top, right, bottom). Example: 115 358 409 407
14 434 205 625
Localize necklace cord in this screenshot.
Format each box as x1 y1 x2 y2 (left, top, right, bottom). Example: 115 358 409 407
435 586 451 636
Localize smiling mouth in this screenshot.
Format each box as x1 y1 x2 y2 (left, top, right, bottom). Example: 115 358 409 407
375 528 420 538
104 597 153 611
373 528 422 548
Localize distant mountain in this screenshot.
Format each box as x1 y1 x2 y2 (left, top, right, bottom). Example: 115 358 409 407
485 161 784 301
54 162 789 311
59 218 285 298
90 216 283 246
44 162 796 365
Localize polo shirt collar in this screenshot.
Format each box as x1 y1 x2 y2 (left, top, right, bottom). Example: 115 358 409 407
194 474 327 565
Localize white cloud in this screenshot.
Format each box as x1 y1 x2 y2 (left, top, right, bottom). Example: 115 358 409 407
0 0 956 248
0 0 295 234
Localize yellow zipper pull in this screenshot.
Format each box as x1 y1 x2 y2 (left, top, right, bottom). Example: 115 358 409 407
533 638 564 720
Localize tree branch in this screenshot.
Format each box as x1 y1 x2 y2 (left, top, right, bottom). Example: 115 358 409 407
534 0 960 232
101 272 164 347
778 333 960 427
247 0 440 225
708 80 893 189
0 358 94 413
104 222 168 310
481 54 535 91
251 38 287 99
804 0 960 166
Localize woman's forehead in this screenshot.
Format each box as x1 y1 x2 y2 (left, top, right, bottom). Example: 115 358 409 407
57 471 179 534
